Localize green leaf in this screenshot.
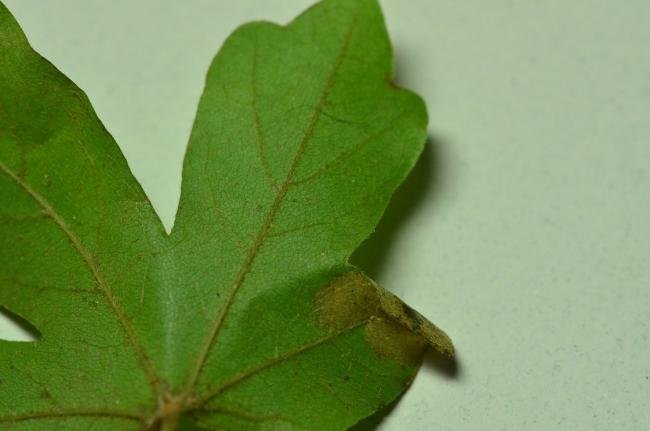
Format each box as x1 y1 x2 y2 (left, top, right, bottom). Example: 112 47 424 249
0 0 453 430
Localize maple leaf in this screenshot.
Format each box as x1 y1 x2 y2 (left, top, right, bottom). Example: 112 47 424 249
0 0 453 429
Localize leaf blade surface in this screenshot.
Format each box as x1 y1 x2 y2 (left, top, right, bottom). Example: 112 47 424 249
0 2 165 425
0 1 453 429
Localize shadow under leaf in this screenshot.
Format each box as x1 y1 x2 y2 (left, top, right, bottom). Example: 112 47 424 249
351 136 443 281
0 306 41 342
349 135 461 430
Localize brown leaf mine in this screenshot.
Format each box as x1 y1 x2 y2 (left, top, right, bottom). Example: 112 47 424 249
313 271 454 366
375 284 455 357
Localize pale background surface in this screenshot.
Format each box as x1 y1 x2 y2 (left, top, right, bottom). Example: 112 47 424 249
2 1 649 429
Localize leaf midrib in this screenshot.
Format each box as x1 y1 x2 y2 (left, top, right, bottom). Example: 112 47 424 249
179 13 359 397
0 161 161 394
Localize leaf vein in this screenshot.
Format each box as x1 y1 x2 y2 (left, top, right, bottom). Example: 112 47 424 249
290 110 410 187
198 407 308 430
252 35 279 191
0 410 142 424
196 320 366 405
181 12 359 397
0 161 161 395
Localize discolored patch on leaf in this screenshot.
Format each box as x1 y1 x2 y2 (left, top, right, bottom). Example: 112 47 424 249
313 272 381 330
313 271 454 366
376 284 455 357
364 317 426 366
